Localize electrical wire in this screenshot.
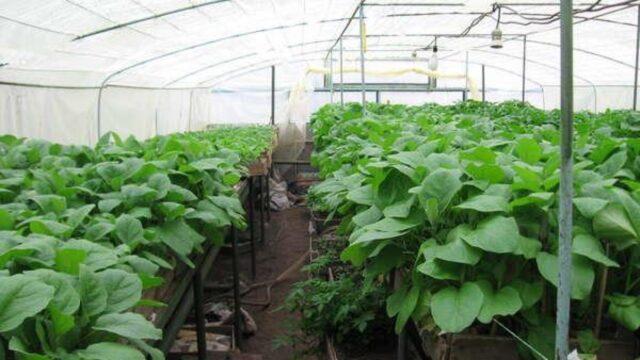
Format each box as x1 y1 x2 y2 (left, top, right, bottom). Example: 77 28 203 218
499 0 637 26
493 319 549 360
459 0 637 34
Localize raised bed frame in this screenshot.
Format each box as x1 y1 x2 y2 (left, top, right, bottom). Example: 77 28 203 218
156 180 252 359
155 169 275 359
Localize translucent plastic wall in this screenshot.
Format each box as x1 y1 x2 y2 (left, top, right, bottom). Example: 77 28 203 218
0 0 638 149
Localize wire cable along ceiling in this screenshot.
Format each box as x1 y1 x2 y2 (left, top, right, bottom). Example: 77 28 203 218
0 0 637 90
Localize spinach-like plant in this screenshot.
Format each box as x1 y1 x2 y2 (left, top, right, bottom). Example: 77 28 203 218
0 126 275 359
309 101 640 359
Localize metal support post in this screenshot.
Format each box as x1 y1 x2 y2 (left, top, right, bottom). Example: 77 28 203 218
259 176 265 244
248 177 256 279
634 6 640 110
556 0 574 359
329 50 334 103
231 227 243 349
465 51 469 101
358 4 366 112
522 35 527 103
482 64 486 102
266 171 271 223
375 90 380 104
271 65 276 125
193 268 207 360
340 38 345 106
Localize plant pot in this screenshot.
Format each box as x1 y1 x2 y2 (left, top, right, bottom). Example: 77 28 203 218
247 150 272 176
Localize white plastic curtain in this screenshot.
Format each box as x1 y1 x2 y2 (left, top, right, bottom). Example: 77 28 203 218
0 0 638 145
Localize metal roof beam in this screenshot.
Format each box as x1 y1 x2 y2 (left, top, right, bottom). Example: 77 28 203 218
74 0 230 41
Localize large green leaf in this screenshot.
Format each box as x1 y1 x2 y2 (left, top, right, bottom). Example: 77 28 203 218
515 138 542 165
8 337 49 360
593 203 638 250
0 245 35 268
462 216 520 254
573 234 619 267
55 248 87 275
97 269 143 313
434 224 482 265
420 168 462 211
514 235 542 260
349 228 407 245
352 206 383 227
417 257 462 281
93 313 162 340
188 158 225 171
0 208 14 230
65 204 95 230
29 194 67 215
62 239 118 271
76 342 145 360
608 294 640 331
383 195 416 218
509 280 543 309
512 165 542 192
431 282 484 333
598 150 627 178
394 285 420 334
147 173 171 200
365 216 422 233
0 275 54 332
465 163 505 183
536 252 595 300
155 220 204 267
346 185 374 206
573 197 608 219
25 269 80 315
115 214 144 246
29 219 72 237
475 280 522 324
78 265 108 318
85 222 115 241
49 305 75 336
456 194 508 213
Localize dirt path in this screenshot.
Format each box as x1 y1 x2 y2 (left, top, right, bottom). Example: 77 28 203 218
209 207 313 360
240 207 311 359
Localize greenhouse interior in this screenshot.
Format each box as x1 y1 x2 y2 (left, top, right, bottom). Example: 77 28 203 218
3 0 640 359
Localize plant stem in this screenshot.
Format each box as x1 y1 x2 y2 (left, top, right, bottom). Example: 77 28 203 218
594 244 610 338
625 259 634 294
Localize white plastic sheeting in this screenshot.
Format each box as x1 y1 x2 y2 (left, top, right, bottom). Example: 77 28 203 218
0 0 639 145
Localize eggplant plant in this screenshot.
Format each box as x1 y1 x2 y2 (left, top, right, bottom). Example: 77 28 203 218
0 126 275 359
309 101 640 359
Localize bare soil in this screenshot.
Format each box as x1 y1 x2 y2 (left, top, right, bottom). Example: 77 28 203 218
207 206 395 360
208 207 313 360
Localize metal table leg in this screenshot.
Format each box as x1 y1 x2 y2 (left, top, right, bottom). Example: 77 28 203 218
231 227 243 349
260 175 266 244
266 169 271 222
193 267 207 360
248 177 256 280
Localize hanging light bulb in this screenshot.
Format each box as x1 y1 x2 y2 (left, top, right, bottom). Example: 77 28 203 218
428 40 438 71
491 5 503 49
491 28 503 49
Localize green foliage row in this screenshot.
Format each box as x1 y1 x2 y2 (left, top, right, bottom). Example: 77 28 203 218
308 100 640 358
279 249 391 358
0 125 275 360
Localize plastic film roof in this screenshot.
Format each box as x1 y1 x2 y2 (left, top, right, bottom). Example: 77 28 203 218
0 0 638 89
